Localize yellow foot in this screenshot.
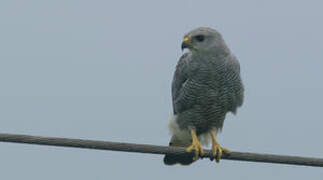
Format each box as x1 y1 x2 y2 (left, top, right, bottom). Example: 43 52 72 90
210 131 231 163
186 129 205 161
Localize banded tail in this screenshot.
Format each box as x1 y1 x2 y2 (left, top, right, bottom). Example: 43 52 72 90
163 137 194 165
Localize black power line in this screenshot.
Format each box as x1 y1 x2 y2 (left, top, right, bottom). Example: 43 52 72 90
0 133 322 167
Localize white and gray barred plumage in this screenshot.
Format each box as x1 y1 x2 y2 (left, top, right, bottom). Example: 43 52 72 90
164 27 244 165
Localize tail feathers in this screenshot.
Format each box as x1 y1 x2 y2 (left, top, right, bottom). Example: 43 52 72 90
163 142 194 166
163 152 194 165
164 117 195 165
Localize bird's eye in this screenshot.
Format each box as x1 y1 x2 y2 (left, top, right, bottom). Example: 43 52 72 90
195 35 205 42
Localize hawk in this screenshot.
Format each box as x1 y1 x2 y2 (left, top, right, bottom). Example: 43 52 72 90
164 27 244 165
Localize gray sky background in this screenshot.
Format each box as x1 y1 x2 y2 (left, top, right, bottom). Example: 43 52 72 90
1 0 323 179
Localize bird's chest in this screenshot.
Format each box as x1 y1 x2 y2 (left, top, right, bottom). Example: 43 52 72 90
187 57 224 86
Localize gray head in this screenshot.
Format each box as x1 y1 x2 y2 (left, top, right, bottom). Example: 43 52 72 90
181 27 230 55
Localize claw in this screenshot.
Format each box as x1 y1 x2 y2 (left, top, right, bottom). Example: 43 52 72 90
186 129 205 161
210 131 231 163
222 147 231 154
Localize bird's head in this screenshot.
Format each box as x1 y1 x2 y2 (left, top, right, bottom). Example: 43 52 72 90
181 27 230 55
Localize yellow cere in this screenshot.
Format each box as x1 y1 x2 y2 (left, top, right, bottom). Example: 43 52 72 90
184 36 190 43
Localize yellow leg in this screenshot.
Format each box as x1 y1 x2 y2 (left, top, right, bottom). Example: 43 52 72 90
210 131 231 163
186 129 205 161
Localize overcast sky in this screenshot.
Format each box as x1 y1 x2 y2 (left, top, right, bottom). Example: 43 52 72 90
1 0 323 179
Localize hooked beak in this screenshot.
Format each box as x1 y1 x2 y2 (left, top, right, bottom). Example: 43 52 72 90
181 36 190 50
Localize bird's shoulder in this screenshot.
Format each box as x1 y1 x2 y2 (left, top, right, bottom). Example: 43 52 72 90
176 52 191 69
172 52 192 82
172 53 190 88
224 55 241 74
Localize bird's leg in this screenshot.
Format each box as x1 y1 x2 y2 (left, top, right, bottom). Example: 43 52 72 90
210 131 231 163
186 129 205 161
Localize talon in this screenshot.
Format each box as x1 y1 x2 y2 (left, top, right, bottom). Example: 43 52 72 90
186 129 205 161
210 131 230 163
222 147 231 154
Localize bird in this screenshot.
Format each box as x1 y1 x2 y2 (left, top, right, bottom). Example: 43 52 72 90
163 27 244 165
